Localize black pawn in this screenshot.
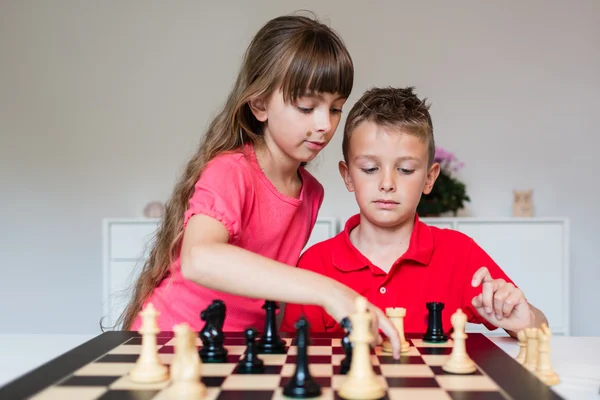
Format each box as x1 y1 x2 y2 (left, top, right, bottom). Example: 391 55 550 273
237 327 265 373
283 316 321 398
256 300 287 354
199 299 229 362
423 302 448 343
340 317 353 375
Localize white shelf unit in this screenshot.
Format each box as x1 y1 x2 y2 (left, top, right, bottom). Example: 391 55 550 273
103 217 570 336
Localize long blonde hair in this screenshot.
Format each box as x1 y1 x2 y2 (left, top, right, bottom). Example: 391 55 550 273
115 12 354 330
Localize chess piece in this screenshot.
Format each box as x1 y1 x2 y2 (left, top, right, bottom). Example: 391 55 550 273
516 330 527 364
168 323 206 397
524 327 539 372
340 317 353 375
423 302 448 343
199 299 228 363
237 327 265 373
442 309 476 374
536 324 560 386
283 317 321 398
257 300 288 354
382 307 410 354
129 303 169 383
338 296 385 400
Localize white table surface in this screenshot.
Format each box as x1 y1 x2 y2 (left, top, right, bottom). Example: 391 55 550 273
0 333 598 399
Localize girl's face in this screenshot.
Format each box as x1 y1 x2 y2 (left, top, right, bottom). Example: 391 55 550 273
250 89 347 164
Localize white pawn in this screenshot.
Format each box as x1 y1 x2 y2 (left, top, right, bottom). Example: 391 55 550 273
129 303 169 383
338 296 385 400
168 323 207 397
536 323 560 386
382 307 410 354
442 309 476 374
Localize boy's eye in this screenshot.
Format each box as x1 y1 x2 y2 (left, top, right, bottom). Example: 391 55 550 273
400 168 415 174
361 167 378 174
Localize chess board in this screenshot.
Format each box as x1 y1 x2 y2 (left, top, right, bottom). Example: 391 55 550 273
0 331 564 400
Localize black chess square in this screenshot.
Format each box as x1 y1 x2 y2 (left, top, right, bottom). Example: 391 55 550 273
217 390 275 400
201 376 227 387
232 364 282 375
386 377 440 387
417 347 453 355
280 376 331 388
377 355 425 364
97 390 160 400
223 337 246 346
448 392 506 400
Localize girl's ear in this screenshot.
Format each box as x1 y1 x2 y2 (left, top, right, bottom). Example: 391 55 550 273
248 96 268 122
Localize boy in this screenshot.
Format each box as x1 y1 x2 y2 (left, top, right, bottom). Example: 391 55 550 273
281 87 547 338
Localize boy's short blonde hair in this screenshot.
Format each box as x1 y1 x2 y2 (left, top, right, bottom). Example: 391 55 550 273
342 86 435 166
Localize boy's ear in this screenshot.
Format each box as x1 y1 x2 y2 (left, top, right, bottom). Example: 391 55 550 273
423 162 441 195
338 161 355 192
248 96 268 122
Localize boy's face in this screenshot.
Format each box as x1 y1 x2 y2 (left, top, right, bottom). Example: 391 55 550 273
339 121 440 228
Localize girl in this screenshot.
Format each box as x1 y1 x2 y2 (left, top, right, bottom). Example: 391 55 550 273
117 13 401 357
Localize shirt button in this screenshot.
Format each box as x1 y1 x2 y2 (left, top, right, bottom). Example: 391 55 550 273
380 287 386 294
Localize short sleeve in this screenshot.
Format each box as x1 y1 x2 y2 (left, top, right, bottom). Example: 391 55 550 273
183 155 252 243
461 238 517 330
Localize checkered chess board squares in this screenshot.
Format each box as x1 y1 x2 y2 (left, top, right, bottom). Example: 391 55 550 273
30 334 505 400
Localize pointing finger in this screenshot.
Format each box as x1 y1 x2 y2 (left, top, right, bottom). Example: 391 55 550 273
471 267 492 287
374 307 401 359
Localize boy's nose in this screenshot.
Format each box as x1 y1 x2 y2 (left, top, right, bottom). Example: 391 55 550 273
380 174 396 192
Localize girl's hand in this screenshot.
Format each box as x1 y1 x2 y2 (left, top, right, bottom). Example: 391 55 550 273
325 284 401 359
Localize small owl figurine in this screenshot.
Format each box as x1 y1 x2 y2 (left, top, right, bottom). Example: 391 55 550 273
512 189 534 217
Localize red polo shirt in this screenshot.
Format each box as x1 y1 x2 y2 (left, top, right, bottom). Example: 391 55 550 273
281 214 516 334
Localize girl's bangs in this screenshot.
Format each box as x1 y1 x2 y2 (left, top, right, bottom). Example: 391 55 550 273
280 33 353 102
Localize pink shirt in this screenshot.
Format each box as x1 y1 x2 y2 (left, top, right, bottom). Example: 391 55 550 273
131 144 324 332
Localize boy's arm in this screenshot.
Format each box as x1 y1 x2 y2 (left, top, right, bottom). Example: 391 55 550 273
463 240 549 338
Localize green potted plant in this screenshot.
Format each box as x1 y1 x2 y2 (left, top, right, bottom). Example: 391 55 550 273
418 147 470 217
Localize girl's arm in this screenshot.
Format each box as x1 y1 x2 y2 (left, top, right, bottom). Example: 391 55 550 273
180 214 401 358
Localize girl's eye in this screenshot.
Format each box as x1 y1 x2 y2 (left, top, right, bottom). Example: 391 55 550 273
361 167 378 174
297 107 313 114
331 108 343 114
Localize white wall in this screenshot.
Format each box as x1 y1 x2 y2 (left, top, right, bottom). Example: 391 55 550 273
1 1 598 335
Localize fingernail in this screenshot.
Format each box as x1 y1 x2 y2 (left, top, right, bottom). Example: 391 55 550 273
496 314 502 320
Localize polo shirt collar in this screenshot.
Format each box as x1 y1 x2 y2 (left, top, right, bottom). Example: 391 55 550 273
332 213 434 274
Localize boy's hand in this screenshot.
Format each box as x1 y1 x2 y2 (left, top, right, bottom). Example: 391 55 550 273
470 267 534 332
